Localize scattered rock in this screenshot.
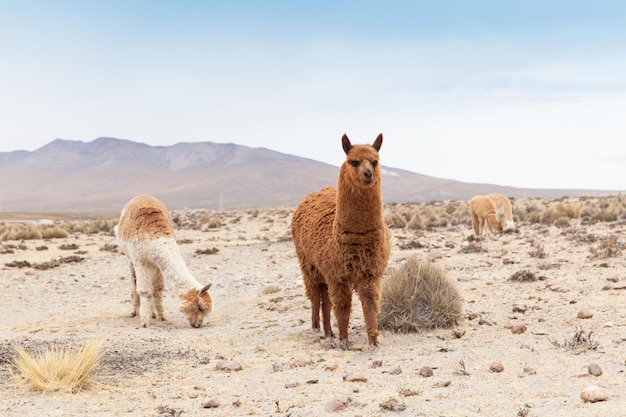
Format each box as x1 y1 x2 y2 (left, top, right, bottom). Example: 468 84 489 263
325 363 339 371
512 304 528 313
344 373 368 382
324 399 345 413
215 360 242 372
418 366 433 377
371 360 383 368
489 362 504 373
588 363 603 376
285 382 299 388
511 324 527 334
201 398 220 408
389 366 402 375
580 385 609 403
273 364 287 372
291 358 309 367
432 380 451 388
457 273 473 282
577 309 593 319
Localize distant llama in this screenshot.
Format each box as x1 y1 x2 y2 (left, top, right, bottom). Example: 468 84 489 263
487 193 515 231
469 195 504 238
291 133 390 348
115 194 213 328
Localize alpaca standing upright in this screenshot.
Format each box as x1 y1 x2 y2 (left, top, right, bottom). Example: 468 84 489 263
291 134 390 348
116 194 213 328
469 195 503 238
487 193 516 231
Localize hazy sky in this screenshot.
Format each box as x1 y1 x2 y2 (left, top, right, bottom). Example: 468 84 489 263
1 1 626 190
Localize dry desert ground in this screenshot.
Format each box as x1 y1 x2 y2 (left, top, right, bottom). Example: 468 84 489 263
1 197 625 417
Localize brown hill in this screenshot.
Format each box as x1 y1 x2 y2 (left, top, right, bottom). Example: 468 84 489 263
0 137 614 215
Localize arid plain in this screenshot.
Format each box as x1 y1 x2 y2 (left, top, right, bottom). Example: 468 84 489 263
1 196 625 417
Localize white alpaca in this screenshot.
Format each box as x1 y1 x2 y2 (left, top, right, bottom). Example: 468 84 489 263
115 194 213 328
487 193 516 231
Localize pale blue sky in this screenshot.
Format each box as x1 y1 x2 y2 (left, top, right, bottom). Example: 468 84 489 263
1 1 626 190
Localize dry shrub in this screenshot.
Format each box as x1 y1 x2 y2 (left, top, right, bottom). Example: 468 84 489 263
509 269 539 282
385 213 407 229
0 223 43 241
379 256 462 332
41 225 69 239
406 212 425 230
12 341 103 393
589 235 623 259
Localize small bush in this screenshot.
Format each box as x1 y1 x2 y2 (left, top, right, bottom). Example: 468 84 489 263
0 223 43 241
12 341 103 393
379 256 462 332
385 213 407 229
41 226 70 239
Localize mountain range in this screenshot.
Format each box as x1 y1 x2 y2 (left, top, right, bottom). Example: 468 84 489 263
0 137 615 215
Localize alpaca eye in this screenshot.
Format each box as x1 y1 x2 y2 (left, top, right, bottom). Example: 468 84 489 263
198 305 204 312
350 160 359 167
372 160 378 167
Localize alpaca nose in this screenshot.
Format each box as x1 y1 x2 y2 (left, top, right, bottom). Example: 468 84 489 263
363 168 372 182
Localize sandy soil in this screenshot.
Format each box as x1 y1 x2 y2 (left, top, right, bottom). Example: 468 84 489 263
1 206 625 417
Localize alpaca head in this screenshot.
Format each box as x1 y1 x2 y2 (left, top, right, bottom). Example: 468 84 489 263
340 133 383 187
487 215 504 233
179 283 213 328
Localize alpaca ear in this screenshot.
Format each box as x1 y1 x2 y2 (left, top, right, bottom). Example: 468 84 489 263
342 134 352 155
199 282 212 296
372 133 383 151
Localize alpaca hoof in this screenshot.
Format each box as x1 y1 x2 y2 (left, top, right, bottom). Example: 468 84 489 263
140 322 148 328
339 339 352 350
369 342 380 349
312 326 321 333
130 312 137 317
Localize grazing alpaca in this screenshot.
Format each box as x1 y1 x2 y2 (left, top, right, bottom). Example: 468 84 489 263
487 193 516 231
291 133 390 348
469 195 503 238
115 194 213 328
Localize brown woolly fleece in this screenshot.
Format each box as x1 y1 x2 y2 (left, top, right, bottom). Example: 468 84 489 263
291 134 390 347
117 194 175 241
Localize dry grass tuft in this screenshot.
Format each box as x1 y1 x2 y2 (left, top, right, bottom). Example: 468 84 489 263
379 256 462 332
12 341 103 393
509 269 540 282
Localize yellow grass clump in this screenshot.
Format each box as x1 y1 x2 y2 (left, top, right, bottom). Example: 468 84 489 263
12 341 103 393
379 255 462 332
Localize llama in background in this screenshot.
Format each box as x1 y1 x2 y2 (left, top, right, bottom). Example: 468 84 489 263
487 193 516 231
469 195 504 238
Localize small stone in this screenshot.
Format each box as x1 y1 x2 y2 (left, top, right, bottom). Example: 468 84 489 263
285 382 299 388
344 373 368 382
325 363 339 371
371 360 383 368
489 362 504 373
418 366 433 377
457 273 472 282
291 358 309 367
511 324 527 334
432 380 451 388
389 366 402 375
580 385 609 403
512 304 527 313
588 363 603 376
577 309 593 319
201 398 220 408
324 399 345 413
273 364 287 372
523 366 536 375
502 257 515 265
215 360 242 372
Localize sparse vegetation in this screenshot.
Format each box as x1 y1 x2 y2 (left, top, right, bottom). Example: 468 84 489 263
549 326 599 354
379 255 462 332
12 341 103 393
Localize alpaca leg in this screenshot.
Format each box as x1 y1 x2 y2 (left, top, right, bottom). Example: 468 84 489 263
151 269 166 321
329 281 352 347
129 262 140 317
471 213 480 237
134 261 156 327
356 278 382 347
309 284 321 332
321 285 334 339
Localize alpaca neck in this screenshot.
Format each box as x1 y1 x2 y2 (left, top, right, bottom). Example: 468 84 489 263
335 177 383 233
152 239 202 290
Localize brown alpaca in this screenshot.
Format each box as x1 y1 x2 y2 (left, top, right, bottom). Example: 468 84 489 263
487 193 515 231
115 194 213 328
291 134 390 348
469 195 503 237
